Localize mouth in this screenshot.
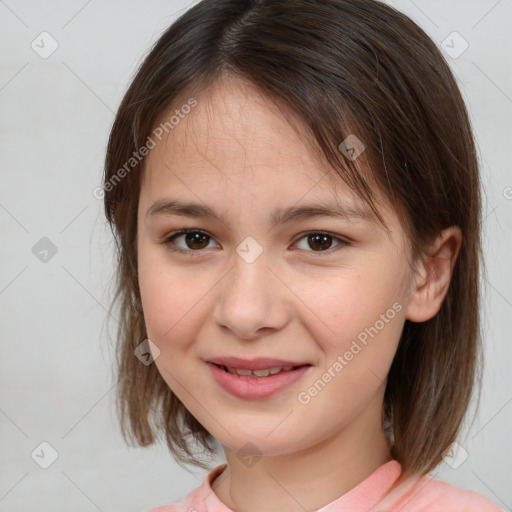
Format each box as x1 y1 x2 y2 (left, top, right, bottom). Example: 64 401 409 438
207 361 312 399
213 363 309 378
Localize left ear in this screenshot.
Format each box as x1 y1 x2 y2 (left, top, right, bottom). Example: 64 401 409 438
405 226 462 322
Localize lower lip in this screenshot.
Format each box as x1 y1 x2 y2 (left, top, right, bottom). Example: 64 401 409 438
207 362 311 399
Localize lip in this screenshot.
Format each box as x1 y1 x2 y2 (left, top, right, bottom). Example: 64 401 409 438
207 362 312 400
206 356 309 370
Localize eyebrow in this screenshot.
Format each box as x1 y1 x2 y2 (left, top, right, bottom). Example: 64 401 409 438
146 199 375 227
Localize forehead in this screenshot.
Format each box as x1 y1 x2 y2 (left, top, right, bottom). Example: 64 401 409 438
142 77 372 207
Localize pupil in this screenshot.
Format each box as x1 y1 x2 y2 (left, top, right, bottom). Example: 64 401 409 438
186 232 209 249
308 234 331 251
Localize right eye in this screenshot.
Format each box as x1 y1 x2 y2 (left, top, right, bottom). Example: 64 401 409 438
162 229 220 254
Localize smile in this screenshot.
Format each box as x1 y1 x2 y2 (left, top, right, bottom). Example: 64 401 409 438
207 362 312 399
218 364 299 377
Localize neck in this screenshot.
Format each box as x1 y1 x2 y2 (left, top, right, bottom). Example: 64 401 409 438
211 392 393 512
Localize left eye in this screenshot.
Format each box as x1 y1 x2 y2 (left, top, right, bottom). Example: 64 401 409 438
293 232 347 253
162 230 348 255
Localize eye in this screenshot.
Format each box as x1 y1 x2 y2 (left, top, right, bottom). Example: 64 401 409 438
162 229 219 254
161 229 349 256
293 231 349 254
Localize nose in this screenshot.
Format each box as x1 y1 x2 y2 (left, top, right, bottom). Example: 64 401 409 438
212 252 291 340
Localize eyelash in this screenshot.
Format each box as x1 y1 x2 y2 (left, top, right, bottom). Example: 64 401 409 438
160 229 350 257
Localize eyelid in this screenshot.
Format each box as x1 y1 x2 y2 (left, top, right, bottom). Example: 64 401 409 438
161 228 351 255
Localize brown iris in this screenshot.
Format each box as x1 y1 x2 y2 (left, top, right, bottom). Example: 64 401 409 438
307 233 333 251
184 231 210 250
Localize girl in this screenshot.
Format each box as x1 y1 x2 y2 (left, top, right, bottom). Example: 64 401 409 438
103 0 503 510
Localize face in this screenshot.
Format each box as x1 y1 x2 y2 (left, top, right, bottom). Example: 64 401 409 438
136 76 416 457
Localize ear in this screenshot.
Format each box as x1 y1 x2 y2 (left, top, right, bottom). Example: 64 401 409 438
405 226 462 322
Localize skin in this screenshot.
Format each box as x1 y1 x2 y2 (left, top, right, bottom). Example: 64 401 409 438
136 75 462 512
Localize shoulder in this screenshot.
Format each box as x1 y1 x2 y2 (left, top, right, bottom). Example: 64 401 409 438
142 463 228 512
144 507 178 512
143 501 196 512
142 488 200 512
141 482 204 512
143 492 202 512
412 476 504 511
380 472 504 511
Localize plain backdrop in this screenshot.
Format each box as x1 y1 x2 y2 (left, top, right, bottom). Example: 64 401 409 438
1 1 511 511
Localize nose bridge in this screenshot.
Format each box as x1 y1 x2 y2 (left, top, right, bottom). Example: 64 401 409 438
213 240 289 338
225 243 273 309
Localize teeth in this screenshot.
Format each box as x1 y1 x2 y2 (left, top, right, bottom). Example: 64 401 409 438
253 368 270 377
222 365 299 377
233 367 252 376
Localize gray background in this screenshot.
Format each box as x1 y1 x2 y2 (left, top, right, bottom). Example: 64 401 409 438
0 0 511 511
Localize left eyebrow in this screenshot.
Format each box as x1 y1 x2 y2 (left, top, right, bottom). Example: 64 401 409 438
146 199 375 226
268 203 375 227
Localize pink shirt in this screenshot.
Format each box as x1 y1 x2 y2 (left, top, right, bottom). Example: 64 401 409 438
147 460 503 511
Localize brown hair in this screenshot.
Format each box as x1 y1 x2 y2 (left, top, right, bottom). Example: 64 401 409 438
103 0 483 476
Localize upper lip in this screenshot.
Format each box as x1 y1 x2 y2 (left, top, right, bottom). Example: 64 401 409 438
207 356 311 370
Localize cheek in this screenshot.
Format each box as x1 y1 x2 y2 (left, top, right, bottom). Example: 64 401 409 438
137 248 211 354
294 264 405 384
295 266 402 341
